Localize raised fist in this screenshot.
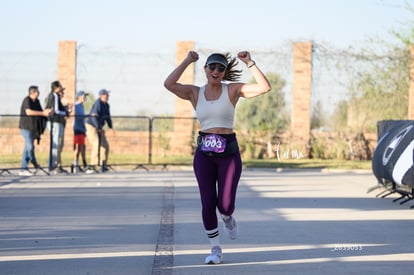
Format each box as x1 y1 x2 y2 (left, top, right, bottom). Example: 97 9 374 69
187 51 199 63
237 51 251 64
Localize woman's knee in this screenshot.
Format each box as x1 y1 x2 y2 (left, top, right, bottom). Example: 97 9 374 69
217 202 234 216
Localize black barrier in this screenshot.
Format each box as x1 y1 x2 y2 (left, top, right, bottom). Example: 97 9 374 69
0 114 198 175
369 120 414 209
377 120 412 140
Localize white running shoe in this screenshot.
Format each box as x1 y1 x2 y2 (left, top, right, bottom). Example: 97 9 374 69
205 246 222 264
223 215 238 240
19 170 33 176
85 167 97 174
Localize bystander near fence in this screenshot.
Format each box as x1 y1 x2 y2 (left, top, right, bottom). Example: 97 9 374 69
0 114 200 172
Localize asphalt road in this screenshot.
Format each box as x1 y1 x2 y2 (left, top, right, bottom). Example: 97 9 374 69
0 168 413 274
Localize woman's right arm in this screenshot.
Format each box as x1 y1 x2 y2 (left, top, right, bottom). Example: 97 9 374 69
164 51 199 105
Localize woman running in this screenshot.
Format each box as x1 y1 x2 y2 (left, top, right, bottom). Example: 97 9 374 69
164 50 271 264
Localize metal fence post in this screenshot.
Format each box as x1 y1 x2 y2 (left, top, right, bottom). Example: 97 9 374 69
149 117 153 165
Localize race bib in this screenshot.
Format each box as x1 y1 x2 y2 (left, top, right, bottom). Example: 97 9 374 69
201 134 227 153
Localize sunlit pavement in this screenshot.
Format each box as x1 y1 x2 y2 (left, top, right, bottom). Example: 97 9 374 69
1 168 413 275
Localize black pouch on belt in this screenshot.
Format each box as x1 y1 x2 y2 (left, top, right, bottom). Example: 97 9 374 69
196 133 239 157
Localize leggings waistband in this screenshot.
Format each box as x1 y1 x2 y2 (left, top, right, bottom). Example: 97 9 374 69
198 131 237 142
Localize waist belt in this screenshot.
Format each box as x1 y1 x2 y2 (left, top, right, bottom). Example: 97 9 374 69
196 133 239 157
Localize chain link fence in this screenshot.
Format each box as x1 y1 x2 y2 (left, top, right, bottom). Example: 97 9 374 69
1 42 354 118
1 40 407 167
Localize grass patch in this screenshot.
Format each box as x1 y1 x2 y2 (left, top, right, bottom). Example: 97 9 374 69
0 153 371 170
243 159 371 170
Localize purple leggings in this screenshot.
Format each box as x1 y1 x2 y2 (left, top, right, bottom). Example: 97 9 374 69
193 135 242 231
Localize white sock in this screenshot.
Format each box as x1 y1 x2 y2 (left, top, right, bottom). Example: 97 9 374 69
206 228 220 247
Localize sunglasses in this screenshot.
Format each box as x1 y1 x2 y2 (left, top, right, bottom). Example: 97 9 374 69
207 63 226 73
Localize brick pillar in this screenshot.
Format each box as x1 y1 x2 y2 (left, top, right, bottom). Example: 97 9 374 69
174 41 195 117
57 41 77 155
173 41 195 155
58 41 77 105
291 42 312 156
409 45 414 119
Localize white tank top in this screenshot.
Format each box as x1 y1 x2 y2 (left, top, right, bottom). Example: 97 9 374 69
195 83 235 131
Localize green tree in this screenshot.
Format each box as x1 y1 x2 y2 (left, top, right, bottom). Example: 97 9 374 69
235 72 288 158
335 4 413 133
236 73 287 131
330 38 410 134
332 100 348 131
311 100 326 130
391 2 414 46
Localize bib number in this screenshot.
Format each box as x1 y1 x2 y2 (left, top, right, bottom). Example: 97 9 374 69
201 134 227 153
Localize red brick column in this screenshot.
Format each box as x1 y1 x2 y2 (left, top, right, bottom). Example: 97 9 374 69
58 41 77 104
174 41 195 118
57 41 77 156
291 42 312 156
172 41 196 155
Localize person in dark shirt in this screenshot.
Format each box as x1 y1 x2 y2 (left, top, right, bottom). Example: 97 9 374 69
45 80 69 173
19 86 51 176
85 89 115 172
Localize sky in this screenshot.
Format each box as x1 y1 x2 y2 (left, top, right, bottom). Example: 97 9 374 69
1 0 411 52
0 0 413 115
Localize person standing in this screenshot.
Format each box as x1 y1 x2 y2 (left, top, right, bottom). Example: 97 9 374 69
164 51 271 264
19 86 51 176
85 89 114 172
57 88 72 172
45 80 69 174
73 91 88 172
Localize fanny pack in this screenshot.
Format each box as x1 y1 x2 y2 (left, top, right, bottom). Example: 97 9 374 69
196 133 239 157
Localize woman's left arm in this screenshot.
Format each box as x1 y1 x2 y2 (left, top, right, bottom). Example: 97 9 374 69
236 51 272 98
